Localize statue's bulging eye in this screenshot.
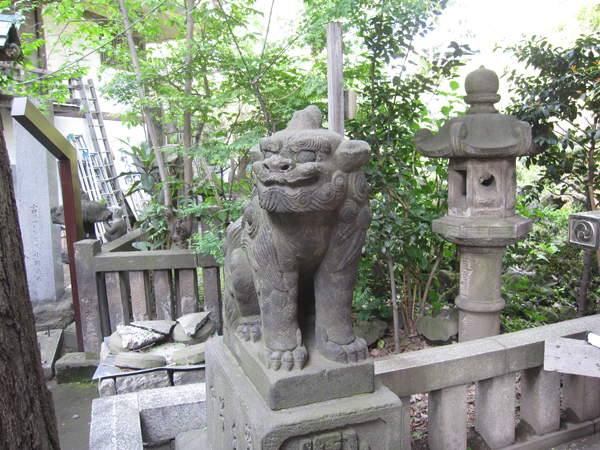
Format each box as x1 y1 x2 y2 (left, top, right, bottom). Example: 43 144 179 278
296 151 316 163
264 151 276 159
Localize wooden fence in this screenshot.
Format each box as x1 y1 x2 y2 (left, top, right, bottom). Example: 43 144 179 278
74 229 222 353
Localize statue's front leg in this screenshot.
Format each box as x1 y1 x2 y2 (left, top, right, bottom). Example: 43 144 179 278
254 271 307 371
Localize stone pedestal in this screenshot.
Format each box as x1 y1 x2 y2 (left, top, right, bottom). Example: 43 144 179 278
206 337 403 450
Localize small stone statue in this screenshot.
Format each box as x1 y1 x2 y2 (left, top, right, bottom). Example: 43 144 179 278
223 105 372 371
51 190 113 239
103 207 127 242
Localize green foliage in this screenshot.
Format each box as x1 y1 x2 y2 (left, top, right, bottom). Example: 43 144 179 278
502 34 600 209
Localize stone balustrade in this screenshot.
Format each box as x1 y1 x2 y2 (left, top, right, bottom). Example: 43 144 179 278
74 230 222 354
89 314 600 449
375 314 600 450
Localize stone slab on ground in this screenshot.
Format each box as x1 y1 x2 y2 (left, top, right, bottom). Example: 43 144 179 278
207 337 403 449
226 330 374 411
37 329 63 379
114 352 167 370
89 393 143 450
172 319 215 344
176 311 210 336
116 324 166 350
171 342 206 365
173 369 206 386
55 352 99 384
115 370 171 394
130 320 176 336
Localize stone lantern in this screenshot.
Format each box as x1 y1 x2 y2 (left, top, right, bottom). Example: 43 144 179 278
414 66 536 342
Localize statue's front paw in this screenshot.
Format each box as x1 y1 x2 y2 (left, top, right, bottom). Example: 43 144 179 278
236 324 262 343
316 327 368 363
259 345 307 371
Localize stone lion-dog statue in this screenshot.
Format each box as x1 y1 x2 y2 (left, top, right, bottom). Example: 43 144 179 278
223 105 372 372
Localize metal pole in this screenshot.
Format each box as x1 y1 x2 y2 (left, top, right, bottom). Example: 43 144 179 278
327 22 344 135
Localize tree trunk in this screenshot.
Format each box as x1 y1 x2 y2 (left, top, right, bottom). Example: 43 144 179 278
0 113 60 448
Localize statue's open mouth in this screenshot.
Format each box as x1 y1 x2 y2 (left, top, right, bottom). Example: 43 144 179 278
256 163 324 188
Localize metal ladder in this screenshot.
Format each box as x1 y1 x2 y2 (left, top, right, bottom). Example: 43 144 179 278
73 77 133 236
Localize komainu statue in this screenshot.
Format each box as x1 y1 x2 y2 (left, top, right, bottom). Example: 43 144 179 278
223 105 372 372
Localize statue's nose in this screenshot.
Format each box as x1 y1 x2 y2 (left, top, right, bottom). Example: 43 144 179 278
263 154 295 172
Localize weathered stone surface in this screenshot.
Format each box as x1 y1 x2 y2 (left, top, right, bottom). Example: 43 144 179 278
176 312 210 336
171 319 215 345
55 352 99 383
353 318 388 346
89 394 143 450
114 352 167 370
138 383 207 444
115 370 171 394
206 337 403 449
228 330 374 410
428 384 467 450
63 321 78 350
116 324 165 350
98 378 116 397
171 343 206 365
416 308 459 342
108 330 129 353
130 319 176 336
562 374 600 423
223 105 372 371
476 373 516 449
33 288 74 331
175 429 207 450
520 366 560 436
173 369 206 386
37 329 63 379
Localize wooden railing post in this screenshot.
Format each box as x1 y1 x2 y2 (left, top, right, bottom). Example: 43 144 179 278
176 269 198 317
202 266 222 333
154 269 175 320
74 239 103 353
129 270 152 321
104 271 130 332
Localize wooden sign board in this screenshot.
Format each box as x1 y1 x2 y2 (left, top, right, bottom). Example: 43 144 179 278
544 337 600 378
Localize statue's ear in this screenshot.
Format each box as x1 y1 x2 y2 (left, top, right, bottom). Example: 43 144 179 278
333 140 370 172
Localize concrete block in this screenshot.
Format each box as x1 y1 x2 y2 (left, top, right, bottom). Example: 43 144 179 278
115 370 171 394
98 378 116 397
502 421 595 450
37 329 63 379
172 320 214 345
562 374 600 422
55 352 99 383
520 366 560 435
428 384 467 450
476 372 516 449
227 330 374 410
206 337 403 450
176 311 210 336
138 383 206 444
173 369 206 386
89 394 143 450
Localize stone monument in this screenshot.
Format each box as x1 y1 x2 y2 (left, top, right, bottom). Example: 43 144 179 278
414 66 536 342
204 106 403 449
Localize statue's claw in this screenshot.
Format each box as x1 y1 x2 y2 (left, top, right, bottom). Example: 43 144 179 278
259 344 307 371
